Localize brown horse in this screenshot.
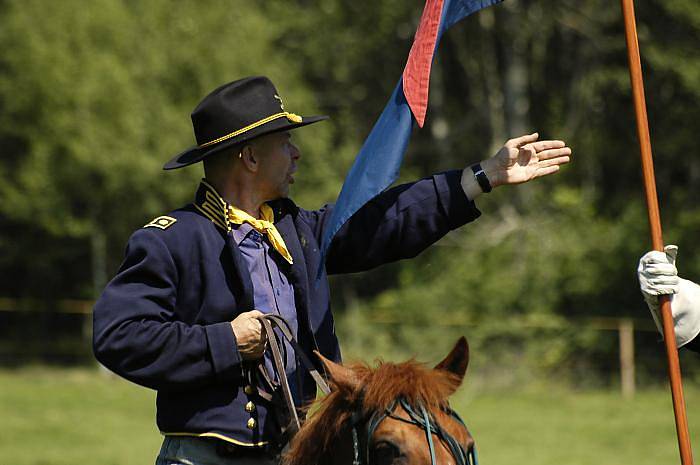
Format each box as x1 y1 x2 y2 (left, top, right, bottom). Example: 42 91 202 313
283 337 476 465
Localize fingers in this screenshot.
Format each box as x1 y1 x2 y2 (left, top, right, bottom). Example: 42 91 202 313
248 310 267 351
664 245 679 262
644 263 678 276
251 340 267 359
641 250 673 266
516 140 570 168
533 165 560 178
537 156 571 169
646 285 678 296
530 154 571 179
648 274 680 286
645 276 680 295
231 310 268 360
506 132 539 148
640 278 679 297
527 140 566 152
534 146 571 161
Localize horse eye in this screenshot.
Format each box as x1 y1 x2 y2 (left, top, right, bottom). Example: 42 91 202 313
371 441 403 465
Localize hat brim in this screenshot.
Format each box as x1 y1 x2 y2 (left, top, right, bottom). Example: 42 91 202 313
163 114 328 170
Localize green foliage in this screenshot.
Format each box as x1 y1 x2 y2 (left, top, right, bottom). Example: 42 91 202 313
0 0 339 296
1 0 699 381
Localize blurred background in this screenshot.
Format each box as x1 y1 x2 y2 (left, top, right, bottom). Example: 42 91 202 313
1 0 699 463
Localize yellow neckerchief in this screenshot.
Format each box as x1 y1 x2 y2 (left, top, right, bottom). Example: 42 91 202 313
228 204 293 265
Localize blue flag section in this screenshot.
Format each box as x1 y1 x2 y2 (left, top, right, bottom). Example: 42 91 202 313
318 0 503 279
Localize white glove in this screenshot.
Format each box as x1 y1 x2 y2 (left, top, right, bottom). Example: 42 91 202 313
638 245 679 298
637 245 700 347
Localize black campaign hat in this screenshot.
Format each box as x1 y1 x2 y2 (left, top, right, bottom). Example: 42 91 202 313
164 76 328 170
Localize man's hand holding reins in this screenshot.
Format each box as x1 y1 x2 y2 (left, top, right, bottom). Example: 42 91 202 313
231 310 267 360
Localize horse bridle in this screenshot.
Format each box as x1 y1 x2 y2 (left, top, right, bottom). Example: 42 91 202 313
348 391 478 465
255 314 477 465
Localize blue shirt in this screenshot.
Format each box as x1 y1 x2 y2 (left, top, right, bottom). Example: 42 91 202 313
232 222 301 406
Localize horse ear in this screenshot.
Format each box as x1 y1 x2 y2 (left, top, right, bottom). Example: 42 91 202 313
434 336 469 383
315 351 361 392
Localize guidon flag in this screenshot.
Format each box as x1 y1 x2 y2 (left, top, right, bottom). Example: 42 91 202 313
318 0 503 277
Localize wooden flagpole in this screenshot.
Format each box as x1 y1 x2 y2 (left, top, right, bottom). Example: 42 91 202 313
620 0 694 463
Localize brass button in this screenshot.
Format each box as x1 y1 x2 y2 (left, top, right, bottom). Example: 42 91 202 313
247 418 257 429
244 385 254 395
245 401 256 413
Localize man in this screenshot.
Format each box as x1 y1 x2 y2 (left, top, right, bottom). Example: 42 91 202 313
638 246 700 352
93 76 572 464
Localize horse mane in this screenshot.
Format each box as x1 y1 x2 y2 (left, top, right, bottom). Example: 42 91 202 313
283 358 461 465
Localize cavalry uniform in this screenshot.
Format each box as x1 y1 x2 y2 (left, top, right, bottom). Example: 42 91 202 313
93 170 481 453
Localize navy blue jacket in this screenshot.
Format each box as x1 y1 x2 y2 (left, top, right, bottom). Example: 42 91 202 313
93 170 481 446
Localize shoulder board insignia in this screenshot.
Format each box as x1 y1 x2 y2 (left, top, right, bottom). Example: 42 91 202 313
144 215 177 230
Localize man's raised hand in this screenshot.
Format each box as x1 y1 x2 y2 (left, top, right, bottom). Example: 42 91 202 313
483 132 572 187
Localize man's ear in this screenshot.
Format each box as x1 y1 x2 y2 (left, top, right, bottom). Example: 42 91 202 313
240 144 258 172
315 351 360 392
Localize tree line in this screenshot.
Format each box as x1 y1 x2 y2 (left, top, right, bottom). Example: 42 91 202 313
1 0 699 380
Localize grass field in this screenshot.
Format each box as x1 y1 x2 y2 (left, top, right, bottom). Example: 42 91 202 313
1 367 699 465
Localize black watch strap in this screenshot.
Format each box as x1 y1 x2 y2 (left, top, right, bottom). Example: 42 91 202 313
471 163 492 193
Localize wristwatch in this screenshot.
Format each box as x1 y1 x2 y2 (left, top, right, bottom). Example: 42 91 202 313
471 163 492 193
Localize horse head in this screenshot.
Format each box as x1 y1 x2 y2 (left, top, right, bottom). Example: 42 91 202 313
283 337 475 465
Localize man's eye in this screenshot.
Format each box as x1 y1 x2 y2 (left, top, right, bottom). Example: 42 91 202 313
371 441 403 465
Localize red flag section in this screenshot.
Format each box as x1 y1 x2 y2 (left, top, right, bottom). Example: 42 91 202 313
319 0 501 273
402 0 444 127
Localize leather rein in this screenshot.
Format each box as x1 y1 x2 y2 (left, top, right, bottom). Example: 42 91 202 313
253 314 330 435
